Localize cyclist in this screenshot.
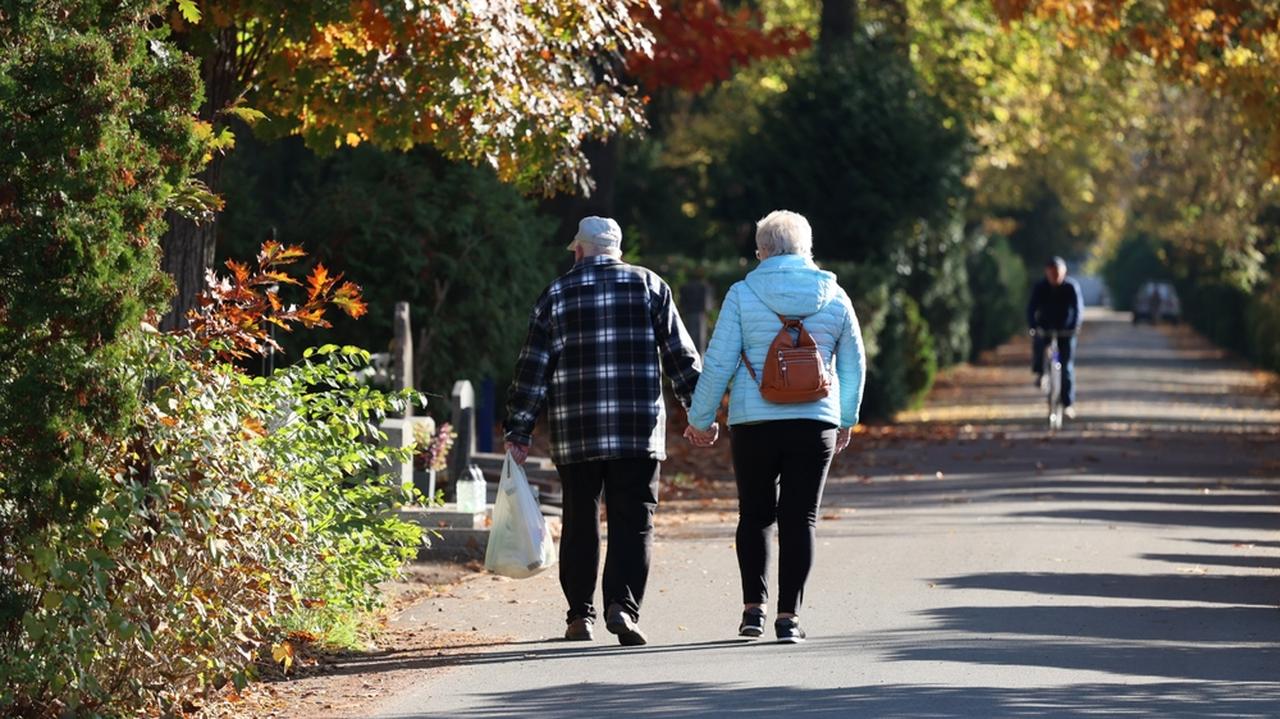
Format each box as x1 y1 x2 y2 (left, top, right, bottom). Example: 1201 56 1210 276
1027 256 1084 418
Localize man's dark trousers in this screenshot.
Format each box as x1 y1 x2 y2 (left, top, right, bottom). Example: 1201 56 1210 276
1032 334 1077 407
556 458 660 624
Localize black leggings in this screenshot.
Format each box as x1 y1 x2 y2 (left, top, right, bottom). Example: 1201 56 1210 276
730 420 837 615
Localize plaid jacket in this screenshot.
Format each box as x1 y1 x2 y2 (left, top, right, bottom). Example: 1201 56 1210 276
504 256 702 465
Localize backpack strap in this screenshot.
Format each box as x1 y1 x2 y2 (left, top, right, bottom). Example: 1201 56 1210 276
741 350 758 382
740 312 794 384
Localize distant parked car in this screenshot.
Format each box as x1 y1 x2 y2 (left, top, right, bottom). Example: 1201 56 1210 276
1132 281 1181 324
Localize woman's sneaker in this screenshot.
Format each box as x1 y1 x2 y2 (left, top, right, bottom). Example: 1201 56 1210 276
775 617 806 644
738 607 766 638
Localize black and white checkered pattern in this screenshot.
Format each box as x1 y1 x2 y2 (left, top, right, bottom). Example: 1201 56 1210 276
504 256 702 465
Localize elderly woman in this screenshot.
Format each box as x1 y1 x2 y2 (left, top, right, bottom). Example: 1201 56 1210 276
684 210 866 643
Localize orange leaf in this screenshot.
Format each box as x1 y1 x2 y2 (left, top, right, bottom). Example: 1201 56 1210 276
225 259 251 285
241 417 267 437
307 264 332 300
332 281 368 318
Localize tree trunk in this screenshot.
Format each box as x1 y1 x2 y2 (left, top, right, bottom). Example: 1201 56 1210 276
158 205 216 331
820 0 859 56
159 30 239 330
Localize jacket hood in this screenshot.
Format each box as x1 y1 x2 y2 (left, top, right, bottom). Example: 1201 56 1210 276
742 255 841 317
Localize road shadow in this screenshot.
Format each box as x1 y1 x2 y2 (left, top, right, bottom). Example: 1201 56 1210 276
823 471 1280 516
837 432 1280 489
378 678 1280 718
1194 538 1280 549
1142 552 1280 570
899 604 1275 643
318 639 754 679
882 636 1280 683
936 571 1279 606
1015 507 1280 531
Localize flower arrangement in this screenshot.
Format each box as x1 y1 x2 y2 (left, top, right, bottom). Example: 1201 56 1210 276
412 417 456 473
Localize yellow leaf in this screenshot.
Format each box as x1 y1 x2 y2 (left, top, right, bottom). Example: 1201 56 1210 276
345 132 363 147
271 641 295 671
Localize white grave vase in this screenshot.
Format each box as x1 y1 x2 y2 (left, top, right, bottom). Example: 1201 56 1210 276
456 465 487 513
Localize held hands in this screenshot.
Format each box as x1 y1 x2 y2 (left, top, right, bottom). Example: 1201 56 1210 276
505 440 530 465
683 422 719 448
835 427 852 454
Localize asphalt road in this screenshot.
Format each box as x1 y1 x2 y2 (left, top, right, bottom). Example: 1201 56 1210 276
366 309 1280 718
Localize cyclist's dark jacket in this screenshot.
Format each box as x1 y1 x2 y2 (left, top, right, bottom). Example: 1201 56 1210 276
1026 277 1084 330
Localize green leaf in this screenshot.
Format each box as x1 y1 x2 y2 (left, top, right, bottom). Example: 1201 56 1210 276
221 105 269 125
176 0 201 23
22 612 46 641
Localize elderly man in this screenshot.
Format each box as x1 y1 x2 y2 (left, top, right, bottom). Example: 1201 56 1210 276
504 216 702 646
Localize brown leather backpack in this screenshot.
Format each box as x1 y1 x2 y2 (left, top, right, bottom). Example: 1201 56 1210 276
741 314 832 404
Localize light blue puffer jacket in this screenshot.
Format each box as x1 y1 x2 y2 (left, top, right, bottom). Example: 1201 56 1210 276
687 254 866 430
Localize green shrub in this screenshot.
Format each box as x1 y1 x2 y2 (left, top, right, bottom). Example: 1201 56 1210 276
967 235 1030 359
862 291 937 420
0 334 422 716
1245 282 1280 373
262 346 424 617
0 0 202 539
901 219 974 367
1176 278 1252 355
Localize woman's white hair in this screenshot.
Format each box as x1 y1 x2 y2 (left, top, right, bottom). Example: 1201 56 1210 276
755 210 813 258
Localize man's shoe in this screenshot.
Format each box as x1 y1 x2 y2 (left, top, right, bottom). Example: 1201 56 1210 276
775 617 806 644
605 604 648 646
1064 405 1077 420
739 607 766 638
564 617 594 641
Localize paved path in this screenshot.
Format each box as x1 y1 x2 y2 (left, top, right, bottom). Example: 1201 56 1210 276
364 309 1280 718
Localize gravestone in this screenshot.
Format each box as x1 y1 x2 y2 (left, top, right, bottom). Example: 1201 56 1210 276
379 301 414 494
380 418 415 494
391 301 413 417
448 380 476 493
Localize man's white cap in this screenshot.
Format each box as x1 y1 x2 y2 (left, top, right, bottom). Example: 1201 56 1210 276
567 216 623 251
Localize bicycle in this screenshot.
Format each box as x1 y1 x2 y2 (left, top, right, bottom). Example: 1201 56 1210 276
1032 328 1076 431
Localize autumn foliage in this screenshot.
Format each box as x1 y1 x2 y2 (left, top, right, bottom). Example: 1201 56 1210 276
171 0 658 193
186 241 368 361
628 0 811 93
992 0 1280 168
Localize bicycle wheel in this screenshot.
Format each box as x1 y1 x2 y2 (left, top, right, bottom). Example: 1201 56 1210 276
1048 356 1063 430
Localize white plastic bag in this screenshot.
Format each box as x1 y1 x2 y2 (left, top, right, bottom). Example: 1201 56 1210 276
484 452 556 578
